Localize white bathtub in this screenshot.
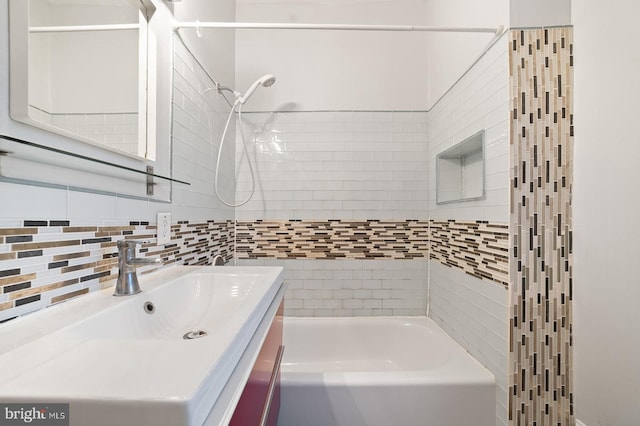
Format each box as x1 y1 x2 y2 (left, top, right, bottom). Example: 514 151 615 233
278 317 496 426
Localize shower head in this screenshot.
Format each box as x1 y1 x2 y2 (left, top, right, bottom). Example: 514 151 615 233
237 74 276 105
260 74 277 87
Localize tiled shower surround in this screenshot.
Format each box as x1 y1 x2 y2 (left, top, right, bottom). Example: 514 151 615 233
509 27 574 425
0 220 234 322
234 110 434 316
231 34 512 424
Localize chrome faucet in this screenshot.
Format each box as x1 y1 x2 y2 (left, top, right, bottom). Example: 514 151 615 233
114 240 161 296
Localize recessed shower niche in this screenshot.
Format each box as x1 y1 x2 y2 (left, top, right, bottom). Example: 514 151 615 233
436 130 485 204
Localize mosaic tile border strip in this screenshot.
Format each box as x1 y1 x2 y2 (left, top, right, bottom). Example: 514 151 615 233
0 220 234 322
430 220 509 287
509 28 574 425
236 219 508 286
236 220 429 260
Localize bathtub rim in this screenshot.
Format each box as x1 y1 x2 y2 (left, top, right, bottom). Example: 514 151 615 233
280 315 496 387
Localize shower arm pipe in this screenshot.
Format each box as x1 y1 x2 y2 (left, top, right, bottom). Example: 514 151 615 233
174 21 504 35
29 24 140 33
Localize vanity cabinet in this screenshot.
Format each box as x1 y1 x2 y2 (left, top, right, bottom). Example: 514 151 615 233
229 300 284 426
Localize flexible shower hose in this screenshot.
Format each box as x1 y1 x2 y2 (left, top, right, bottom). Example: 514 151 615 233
214 100 256 207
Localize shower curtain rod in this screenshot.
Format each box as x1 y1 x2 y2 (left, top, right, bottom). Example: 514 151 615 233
29 24 140 33
28 22 502 35
174 21 504 35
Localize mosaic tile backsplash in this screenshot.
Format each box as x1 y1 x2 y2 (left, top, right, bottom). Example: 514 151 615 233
0 220 234 321
509 27 574 425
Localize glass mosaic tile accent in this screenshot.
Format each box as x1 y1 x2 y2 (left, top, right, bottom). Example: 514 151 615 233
430 220 509 287
236 220 429 260
236 219 509 286
509 27 574 425
0 220 234 322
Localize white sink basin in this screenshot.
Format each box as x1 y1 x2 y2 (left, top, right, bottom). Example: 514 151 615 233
65 271 269 340
0 265 284 426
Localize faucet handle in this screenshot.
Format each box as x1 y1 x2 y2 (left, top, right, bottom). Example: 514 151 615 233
117 239 161 266
117 240 146 262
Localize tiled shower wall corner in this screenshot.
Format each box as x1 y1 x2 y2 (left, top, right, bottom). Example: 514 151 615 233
509 27 574 425
427 32 510 426
0 220 234 322
429 261 509 425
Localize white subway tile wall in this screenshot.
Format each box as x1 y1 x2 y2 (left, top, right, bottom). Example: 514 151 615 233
429 261 509 426
237 258 428 317
428 34 510 223
235 111 429 221
171 35 235 221
426 35 510 426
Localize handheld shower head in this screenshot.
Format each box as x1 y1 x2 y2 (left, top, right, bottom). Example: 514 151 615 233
237 74 276 105
260 74 277 87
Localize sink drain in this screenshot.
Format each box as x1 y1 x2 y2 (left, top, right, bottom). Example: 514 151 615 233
183 330 207 340
143 302 155 314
